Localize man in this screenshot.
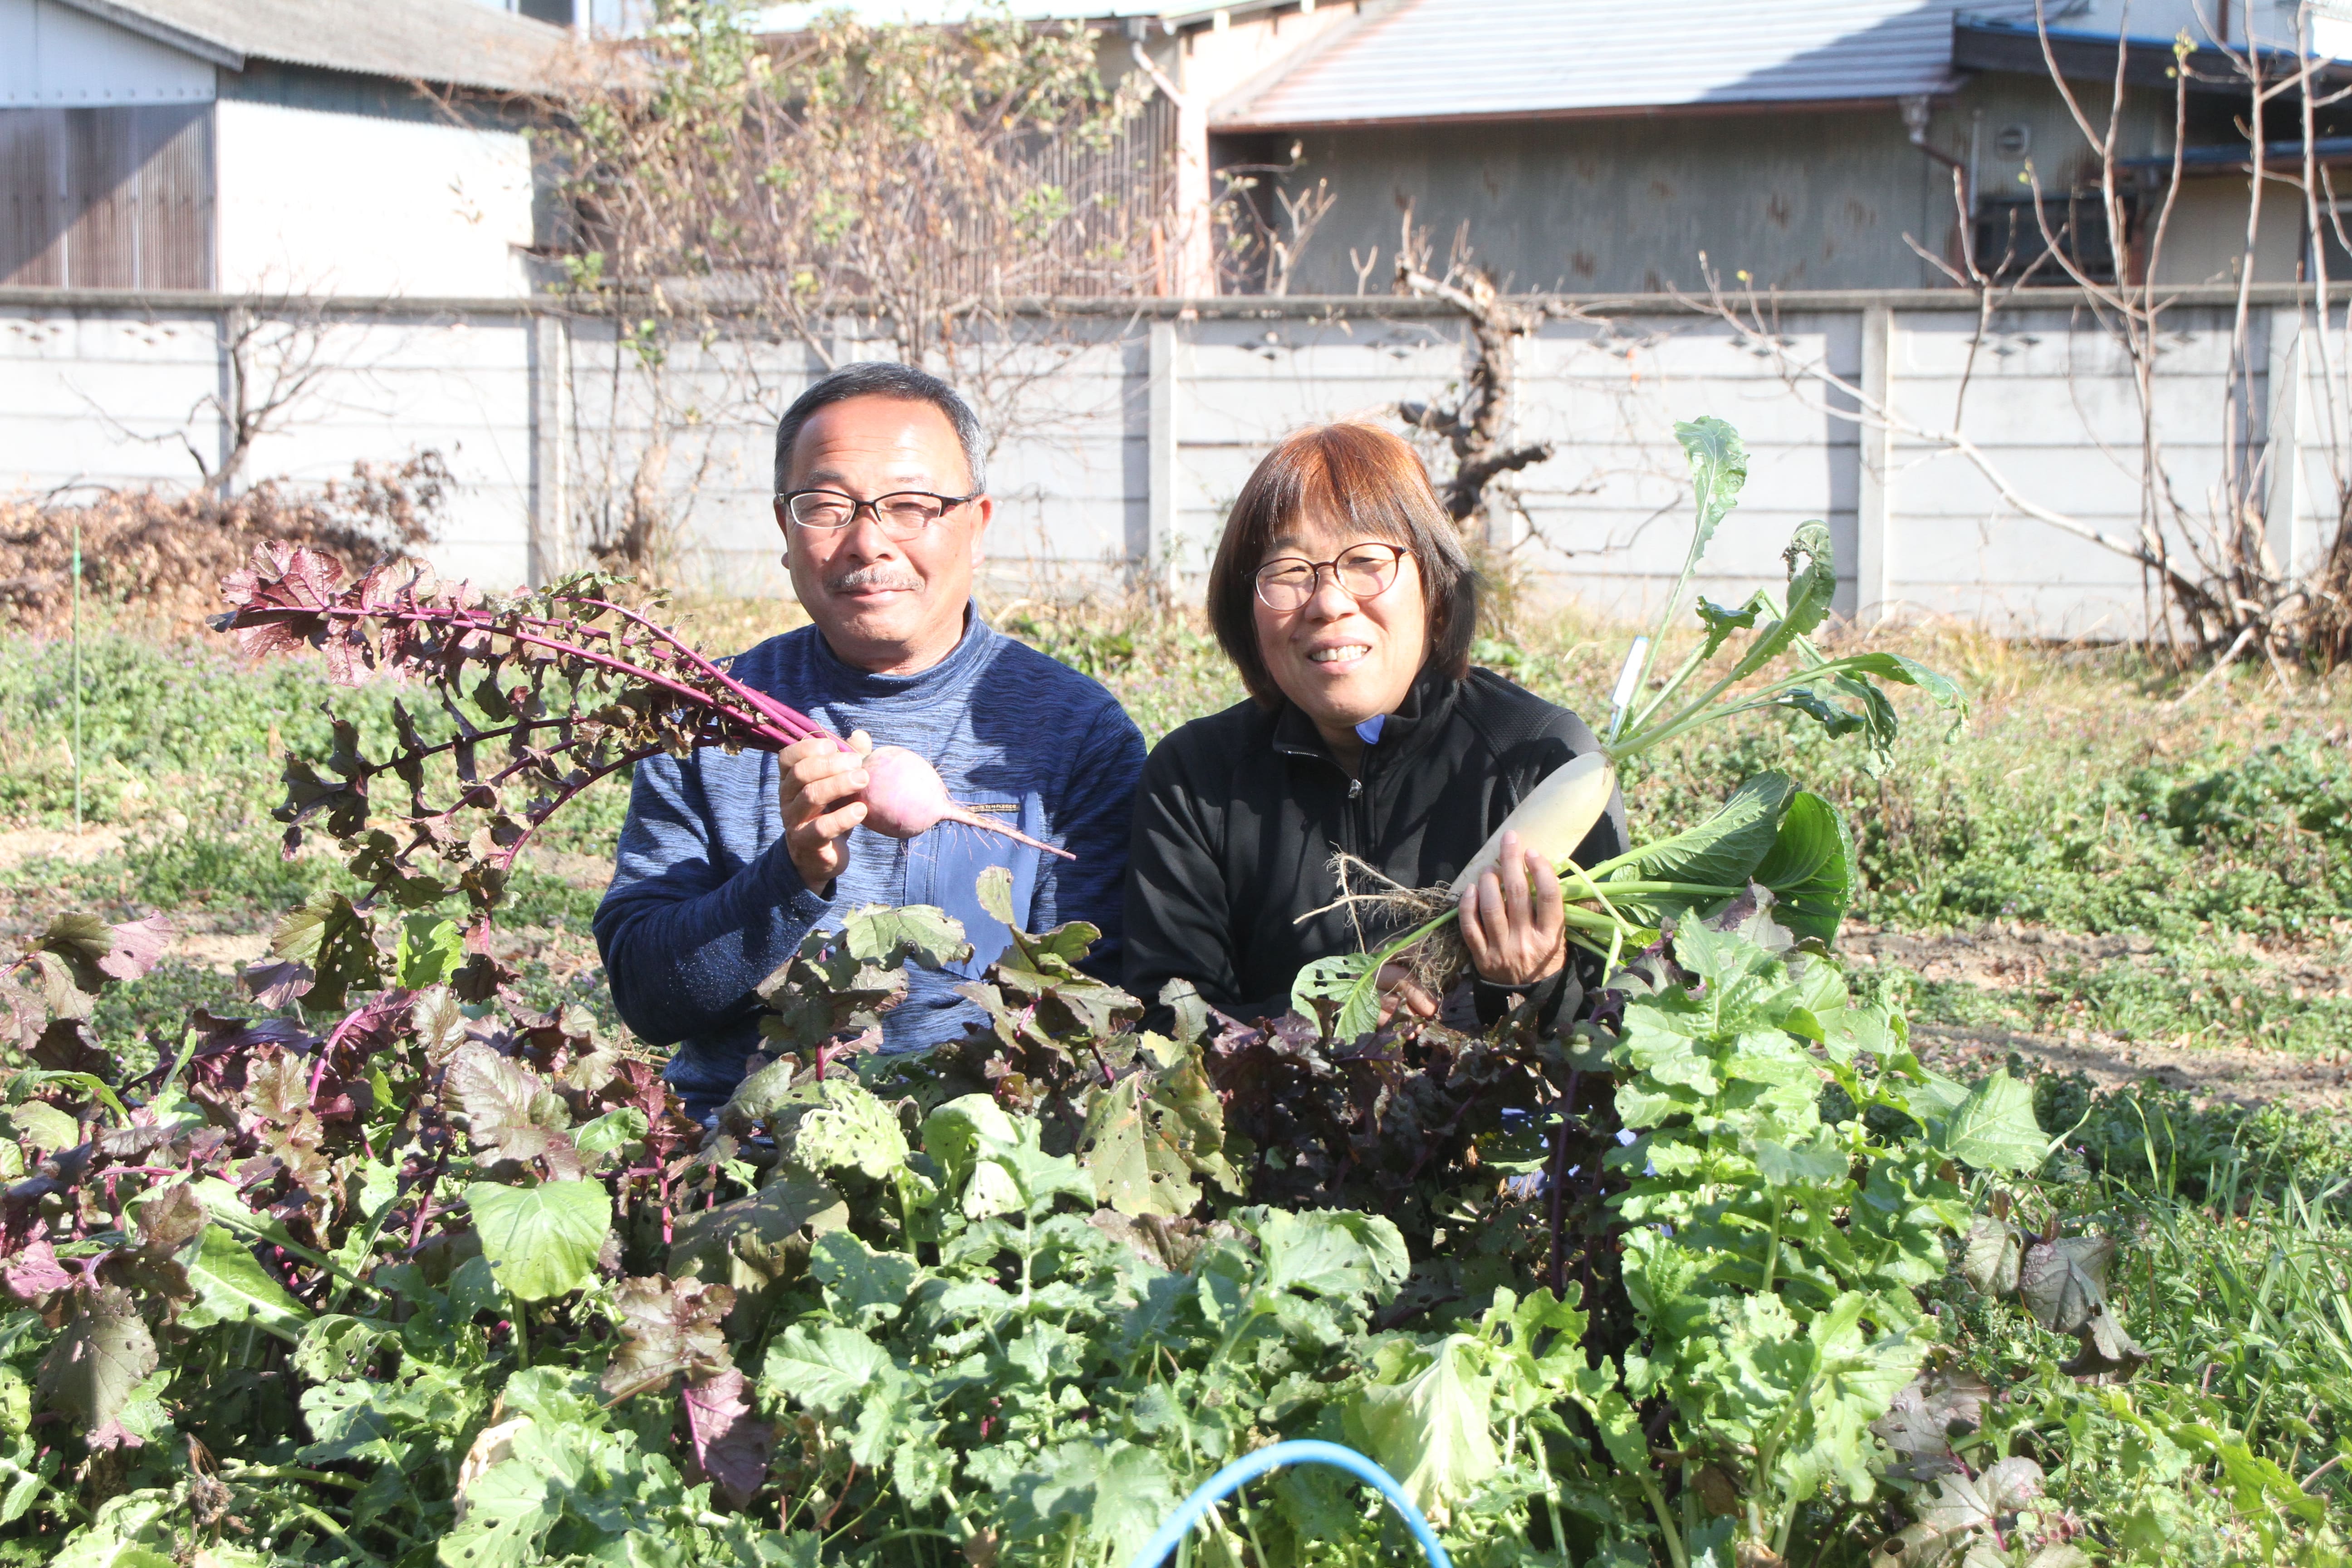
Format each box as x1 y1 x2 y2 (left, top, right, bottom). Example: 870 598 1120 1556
594 363 1146 1120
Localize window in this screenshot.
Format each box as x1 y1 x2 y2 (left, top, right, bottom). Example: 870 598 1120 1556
1972 190 2123 285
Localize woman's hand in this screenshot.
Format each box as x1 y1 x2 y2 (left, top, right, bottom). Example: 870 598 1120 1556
1375 960 1440 1024
1460 830 1567 987
777 729 873 890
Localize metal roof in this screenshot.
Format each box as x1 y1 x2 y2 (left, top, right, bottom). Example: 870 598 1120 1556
51 0 578 93
751 1 1162 23
747 0 1250 29
1213 0 1989 131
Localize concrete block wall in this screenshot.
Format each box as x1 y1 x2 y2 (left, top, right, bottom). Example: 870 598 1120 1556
1 284 2339 640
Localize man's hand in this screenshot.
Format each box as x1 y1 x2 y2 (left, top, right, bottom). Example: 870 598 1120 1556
777 729 873 890
1460 830 1568 987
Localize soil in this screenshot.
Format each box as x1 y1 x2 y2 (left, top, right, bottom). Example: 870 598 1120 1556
1843 922 2352 1111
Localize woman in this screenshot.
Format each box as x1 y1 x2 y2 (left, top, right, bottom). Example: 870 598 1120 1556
1124 422 1626 1029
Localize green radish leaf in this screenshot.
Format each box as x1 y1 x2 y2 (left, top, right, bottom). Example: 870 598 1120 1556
973 866 1018 928
1727 519 1837 683
5 1100 80 1155
1755 1133 1847 1188
1694 595 1762 660
268 890 383 1014
1250 1209 1409 1301
572 1107 649 1157
396 912 465 989
1838 649 1969 709
1779 682 1871 742
1001 1439 1180 1564
1612 772 1796 909
1824 652 1971 742
777 1080 908 1182
1937 1072 2046 1174
1676 416 1749 550
178 1225 310 1337
808 1232 921 1328
1290 953 1381 1041
1960 1215 2024 1298
841 902 970 972
2018 1233 2117 1335
432 1419 579 1568
1749 791 1854 944
1077 1057 1238 1217
464 1180 612 1302
920 1094 1020 1187
1078 1072 1198 1216
760 1323 896 1416
36 1284 156 1441
1343 1335 1500 1526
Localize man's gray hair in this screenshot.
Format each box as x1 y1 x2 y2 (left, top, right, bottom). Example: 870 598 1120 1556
772 362 987 498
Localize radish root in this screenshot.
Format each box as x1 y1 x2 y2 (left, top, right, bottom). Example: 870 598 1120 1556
938 808 1077 862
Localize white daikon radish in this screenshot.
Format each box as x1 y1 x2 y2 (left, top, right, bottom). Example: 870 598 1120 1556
1446 751 1617 896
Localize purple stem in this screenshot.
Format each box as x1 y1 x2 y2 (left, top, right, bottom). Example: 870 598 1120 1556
572 598 835 746
236 603 804 750
487 741 668 878
1547 1068 1582 1300
405 1144 448 1255
500 603 828 746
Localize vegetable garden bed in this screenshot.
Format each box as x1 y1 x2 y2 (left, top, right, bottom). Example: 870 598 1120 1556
0 422 2340 1568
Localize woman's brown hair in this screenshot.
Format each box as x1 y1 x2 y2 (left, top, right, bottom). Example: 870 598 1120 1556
1206 422 1480 706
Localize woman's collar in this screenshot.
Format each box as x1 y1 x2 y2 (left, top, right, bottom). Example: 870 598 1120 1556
1270 662 1461 763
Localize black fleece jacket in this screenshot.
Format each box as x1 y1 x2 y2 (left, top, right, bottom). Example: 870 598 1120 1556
1122 663 1627 1029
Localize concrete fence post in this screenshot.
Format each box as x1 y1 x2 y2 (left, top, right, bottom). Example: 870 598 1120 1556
529 311 568 588
217 302 249 493
1147 318 1179 590
1855 302 1895 625
2264 302 2309 579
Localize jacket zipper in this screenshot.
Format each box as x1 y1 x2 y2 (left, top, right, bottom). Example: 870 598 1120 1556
1351 744 1380 853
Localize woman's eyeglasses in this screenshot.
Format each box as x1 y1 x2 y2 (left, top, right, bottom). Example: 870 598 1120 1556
778 489 980 539
1253 543 1407 612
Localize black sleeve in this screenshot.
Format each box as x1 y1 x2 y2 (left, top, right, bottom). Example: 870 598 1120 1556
1122 735 1284 1028
1471 966 1585 1031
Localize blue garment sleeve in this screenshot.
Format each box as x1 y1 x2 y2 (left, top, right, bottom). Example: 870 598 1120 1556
591 749 832 1048
1027 699 1147 982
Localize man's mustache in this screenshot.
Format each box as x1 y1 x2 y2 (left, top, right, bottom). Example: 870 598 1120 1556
826 566 924 594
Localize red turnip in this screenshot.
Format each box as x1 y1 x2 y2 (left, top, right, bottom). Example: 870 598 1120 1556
860 745 1076 861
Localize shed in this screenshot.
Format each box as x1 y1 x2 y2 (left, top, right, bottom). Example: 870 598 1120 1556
1 0 577 295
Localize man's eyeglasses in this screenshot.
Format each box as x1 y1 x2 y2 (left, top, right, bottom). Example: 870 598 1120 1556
1253 543 1407 612
779 489 981 539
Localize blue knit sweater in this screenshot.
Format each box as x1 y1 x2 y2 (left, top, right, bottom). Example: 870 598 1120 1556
593 609 1145 1117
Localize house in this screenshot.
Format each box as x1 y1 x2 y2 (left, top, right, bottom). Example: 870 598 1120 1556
1 0 577 296
777 0 2352 296
1202 0 2352 294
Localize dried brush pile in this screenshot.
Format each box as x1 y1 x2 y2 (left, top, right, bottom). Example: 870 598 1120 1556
0 452 446 637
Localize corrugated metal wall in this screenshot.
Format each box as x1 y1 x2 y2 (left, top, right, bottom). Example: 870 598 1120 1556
0 104 212 289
